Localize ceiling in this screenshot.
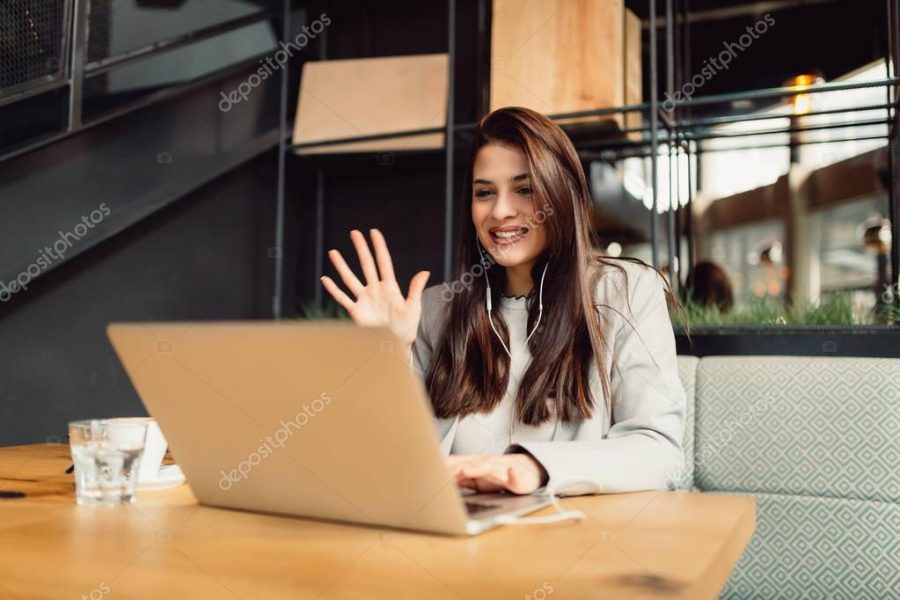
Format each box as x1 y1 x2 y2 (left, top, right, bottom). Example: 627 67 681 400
625 0 891 113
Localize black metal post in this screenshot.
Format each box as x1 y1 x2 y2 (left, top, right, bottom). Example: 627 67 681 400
273 0 290 318
668 132 678 286
650 0 660 268
313 17 329 312
314 167 325 311
68 0 87 131
444 0 457 281
475 0 491 119
666 0 677 287
888 0 900 294
677 0 691 289
684 139 695 291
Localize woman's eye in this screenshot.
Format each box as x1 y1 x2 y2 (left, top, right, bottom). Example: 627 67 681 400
475 189 493 198
518 187 532 195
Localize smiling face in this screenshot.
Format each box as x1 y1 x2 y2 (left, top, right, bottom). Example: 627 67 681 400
471 143 549 270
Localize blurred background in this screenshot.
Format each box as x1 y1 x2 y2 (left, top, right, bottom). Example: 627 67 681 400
0 0 898 444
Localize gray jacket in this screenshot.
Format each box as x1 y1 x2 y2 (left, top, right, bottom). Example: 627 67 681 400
409 260 686 496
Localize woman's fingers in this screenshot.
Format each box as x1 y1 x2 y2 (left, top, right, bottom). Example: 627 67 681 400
462 461 507 481
445 455 539 494
405 270 431 307
447 455 492 485
505 465 530 494
350 229 380 286
455 464 504 492
320 276 355 312
369 229 396 284
464 470 509 492
458 458 511 492
329 229 428 303
445 455 471 475
446 455 478 477
459 476 504 493
327 249 365 297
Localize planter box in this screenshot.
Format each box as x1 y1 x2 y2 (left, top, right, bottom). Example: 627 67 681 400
675 325 900 358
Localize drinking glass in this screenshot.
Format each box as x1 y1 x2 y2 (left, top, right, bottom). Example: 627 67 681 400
68 419 148 505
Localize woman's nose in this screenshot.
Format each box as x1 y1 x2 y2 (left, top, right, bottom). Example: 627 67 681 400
490 189 517 220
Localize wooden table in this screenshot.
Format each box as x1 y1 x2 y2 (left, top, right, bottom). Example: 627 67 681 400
0 444 755 599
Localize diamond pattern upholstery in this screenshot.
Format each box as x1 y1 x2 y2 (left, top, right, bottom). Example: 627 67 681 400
676 355 900 599
676 355 698 491
694 356 899 502
717 492 900 599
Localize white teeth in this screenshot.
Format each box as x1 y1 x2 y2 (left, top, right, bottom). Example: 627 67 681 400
492 229 528 239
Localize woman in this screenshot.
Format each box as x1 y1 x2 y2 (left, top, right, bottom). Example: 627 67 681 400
321 107 685 497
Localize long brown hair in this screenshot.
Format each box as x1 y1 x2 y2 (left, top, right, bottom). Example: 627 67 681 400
425 106 663 426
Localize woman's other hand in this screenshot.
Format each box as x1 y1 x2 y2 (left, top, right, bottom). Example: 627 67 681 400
320 229 430 348
446 454 548 495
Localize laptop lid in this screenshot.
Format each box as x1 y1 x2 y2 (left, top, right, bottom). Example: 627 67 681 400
107 321 471 535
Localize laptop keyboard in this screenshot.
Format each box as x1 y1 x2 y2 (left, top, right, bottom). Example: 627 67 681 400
465 501 500 515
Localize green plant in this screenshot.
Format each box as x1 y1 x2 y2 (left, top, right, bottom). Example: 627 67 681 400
672 292 884 328
787 293 854 326
873 302 900 325
296 300 352 321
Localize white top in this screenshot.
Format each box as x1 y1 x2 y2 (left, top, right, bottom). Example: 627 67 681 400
410 259 686 496
449 294 572 455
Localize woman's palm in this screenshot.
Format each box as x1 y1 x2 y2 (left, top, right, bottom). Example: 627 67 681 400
350 278 418 336
320 229 430 347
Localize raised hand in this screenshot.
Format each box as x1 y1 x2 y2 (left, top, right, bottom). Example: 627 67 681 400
320 229 430 348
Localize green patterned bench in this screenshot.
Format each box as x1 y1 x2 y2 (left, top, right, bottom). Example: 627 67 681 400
675 356 900 599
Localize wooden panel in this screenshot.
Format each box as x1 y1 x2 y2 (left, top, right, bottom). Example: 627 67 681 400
490 0 636 131
701 176 789 232
804 148 885 210
292 54 447 154
700 148 886 234
0 444 755 599
623 7 643 140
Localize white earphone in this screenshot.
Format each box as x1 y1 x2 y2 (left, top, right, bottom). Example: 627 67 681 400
495 482 586 526
476 240 549 358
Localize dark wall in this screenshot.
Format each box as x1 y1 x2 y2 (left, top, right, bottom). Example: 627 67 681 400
0 41 286 445
286 0 484 313
0 149 277 445
0 0 483 445
287 151 469 315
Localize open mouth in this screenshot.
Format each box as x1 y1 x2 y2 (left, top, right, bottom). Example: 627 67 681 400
489 227 530 246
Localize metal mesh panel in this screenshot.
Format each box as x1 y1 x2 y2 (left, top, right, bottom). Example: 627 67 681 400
87 0 264 64
0 0 68 93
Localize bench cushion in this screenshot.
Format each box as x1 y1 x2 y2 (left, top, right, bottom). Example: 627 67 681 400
717 491 900 599
674 355 698 490
694 356 900 503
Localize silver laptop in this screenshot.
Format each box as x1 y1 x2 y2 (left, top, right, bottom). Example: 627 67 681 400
107 321 552 535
